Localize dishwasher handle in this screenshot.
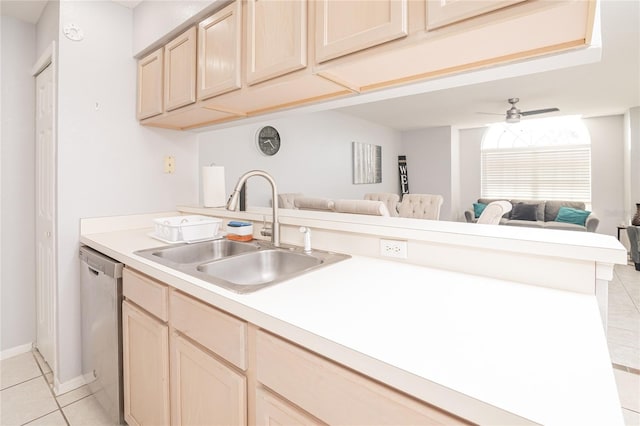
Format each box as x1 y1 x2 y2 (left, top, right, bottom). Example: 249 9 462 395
79 246 123 279
86 264 101 276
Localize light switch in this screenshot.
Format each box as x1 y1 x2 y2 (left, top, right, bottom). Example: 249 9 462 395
164 156 175 174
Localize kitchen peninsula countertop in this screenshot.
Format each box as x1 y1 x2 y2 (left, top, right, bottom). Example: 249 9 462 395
80 213 623 425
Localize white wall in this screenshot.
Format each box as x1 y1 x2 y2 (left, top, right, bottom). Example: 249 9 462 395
49 1 199 385
400 127 453 220
587 115 626 236
626 107 640 220
1 16 36 355
36 0 58 59
458 127 484 219
198 110 402 207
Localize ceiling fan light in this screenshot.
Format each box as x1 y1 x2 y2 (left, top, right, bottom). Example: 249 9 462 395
506 115 520 123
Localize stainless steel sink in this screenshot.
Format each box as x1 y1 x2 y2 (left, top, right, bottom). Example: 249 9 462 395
134 239 350 294
135 239 261 267
197 249 321 285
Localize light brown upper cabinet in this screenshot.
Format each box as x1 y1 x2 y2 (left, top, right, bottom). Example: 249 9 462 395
246 0 307 85
316 0 595 93
136 47 163 120
426 0 527 30
315 0 409 63
138 0 595 130
164 27 197 112
198 1 242 100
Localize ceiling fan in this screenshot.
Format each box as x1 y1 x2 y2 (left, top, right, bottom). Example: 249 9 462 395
479 98 559 123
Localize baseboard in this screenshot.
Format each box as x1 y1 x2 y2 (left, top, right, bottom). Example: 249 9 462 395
53 374 86 396
0 342 33 360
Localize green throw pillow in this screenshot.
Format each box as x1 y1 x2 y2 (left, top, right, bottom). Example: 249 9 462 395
555 206 591 226
473 202 487 218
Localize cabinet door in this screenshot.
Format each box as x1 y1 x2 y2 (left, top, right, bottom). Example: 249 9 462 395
171 331 247 426
257 330 468 425
198 1 242 100
165 26 197 111
426 0 526 30
246 0 307 85
315 0 408 63
122 301 170 426
255 387 324 426
136 47 163 119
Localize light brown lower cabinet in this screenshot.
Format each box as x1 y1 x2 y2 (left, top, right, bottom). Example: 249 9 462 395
170 331 247 425
255 386 325 426
255 330 470 425
122 300 170 426
123 268 469 425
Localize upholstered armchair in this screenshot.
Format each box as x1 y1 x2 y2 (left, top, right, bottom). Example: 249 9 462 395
277 193 303 209
364 193 400 216
397 194 444 220
627 226 640 271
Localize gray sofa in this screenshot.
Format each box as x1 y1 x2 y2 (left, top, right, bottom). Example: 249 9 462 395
464 198 599 232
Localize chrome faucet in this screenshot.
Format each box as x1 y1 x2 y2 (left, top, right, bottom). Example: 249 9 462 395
227 170 280 247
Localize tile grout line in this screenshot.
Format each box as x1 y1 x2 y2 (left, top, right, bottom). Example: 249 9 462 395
0 375 43 393
19 407 63 426
615 266 640 313
30 350 71 426
612 362 640 375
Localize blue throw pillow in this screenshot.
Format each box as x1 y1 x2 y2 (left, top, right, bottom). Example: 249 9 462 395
473 202 487 218
555 206 591 226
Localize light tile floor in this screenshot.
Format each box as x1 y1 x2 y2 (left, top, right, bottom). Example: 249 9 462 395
1 350 115 425
1 263 639 425
609 263 640 425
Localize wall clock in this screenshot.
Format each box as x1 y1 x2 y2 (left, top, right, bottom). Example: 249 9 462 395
256 126 281 156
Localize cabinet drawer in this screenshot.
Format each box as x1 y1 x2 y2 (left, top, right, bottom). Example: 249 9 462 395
170 290 247 370
255 386 324 426
123 268 168 322
256 330 469 425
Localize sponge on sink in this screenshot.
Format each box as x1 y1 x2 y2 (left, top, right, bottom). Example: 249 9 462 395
226 221 253 241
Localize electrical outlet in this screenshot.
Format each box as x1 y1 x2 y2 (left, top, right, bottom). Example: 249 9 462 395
164 156 175 174
380 239 408 259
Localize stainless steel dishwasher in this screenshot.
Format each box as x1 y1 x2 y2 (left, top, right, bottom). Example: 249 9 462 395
79 246 124 425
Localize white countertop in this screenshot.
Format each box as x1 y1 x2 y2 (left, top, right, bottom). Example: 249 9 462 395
81 223 623 425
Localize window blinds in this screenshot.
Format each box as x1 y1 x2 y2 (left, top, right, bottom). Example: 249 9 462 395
481 146 591 202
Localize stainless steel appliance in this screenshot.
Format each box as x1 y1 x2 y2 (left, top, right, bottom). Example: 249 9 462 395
79 246 124 425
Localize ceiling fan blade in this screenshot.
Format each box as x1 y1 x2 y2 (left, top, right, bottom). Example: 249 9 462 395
521 107 559 116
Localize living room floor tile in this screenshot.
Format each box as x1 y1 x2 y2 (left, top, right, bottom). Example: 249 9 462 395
610 345 640 371
608 326 640 349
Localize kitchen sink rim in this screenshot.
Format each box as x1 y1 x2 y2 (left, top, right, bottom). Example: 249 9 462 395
133 238 351 294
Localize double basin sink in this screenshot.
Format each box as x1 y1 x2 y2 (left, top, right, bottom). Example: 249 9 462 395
134 239 350 294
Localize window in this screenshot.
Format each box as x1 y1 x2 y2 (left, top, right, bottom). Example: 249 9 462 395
481 115 591 203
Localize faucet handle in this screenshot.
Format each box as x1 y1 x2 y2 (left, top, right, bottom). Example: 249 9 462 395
260 215 272 237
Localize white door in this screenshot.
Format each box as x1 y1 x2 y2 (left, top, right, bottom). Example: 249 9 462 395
35 63 56 370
